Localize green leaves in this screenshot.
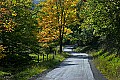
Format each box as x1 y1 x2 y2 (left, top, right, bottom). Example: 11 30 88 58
78 0 120 53
0 0 39 57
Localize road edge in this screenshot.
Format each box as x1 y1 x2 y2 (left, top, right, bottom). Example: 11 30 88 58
88 56 107 80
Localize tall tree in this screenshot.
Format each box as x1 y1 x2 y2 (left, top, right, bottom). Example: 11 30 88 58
79 0 120 54
0 0 39 58
37 0 79 53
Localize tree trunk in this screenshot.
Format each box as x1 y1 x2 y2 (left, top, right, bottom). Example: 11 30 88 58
59 0 64 54
59 31 62 53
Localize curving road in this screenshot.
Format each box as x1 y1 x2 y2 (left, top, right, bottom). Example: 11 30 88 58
36 46 106 80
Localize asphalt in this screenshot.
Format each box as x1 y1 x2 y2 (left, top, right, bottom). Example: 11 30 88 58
36 46 107 80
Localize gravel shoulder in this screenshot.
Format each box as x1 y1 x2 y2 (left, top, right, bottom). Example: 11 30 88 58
89 59 107 80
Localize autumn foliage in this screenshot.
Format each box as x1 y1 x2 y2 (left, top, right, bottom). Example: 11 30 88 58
37 0 79 44
0 1 16 32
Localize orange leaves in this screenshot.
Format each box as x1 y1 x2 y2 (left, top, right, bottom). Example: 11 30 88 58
1 8 6 11
0 8 10 15
38 27 59 43
37 0 79 43
0 1 17 32
52 0 57 2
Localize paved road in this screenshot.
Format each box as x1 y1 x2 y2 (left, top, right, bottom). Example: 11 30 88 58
37 46 95 80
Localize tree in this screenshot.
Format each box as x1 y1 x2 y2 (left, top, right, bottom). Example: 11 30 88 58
79 0 120 54
37 0 79 53
0 0 39 58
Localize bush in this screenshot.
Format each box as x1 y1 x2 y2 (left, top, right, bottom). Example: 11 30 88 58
91 50 120 80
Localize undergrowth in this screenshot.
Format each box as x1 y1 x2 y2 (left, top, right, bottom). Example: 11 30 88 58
0 52 69 80
91 49 120 80
74 46 120 80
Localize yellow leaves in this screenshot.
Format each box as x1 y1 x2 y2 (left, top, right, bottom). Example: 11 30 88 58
0 45 4 52
64 28 73 35
0 1 17 32
0 20 3 25
2 19 16 32
12 13 17 16
1 8 6 11
0 1 4 5
37 0 79 43
38 27 72 43
0 45 6 59
12 12 17 16
64 0 78 8
38 26 59 43
0 54 6 59
0 8 10 15
42 43 49 48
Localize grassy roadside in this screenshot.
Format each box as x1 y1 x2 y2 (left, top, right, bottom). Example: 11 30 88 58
73 46 91 53
74 46 120 80
0 52 69 80
90 50 120 80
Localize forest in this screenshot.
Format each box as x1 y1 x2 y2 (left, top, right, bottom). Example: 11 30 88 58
0 0 120 80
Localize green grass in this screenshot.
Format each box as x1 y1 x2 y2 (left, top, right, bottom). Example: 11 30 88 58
91 49 120 80
73 46 90 53
0 71 11 76
13 66 46 80
0 52 69 80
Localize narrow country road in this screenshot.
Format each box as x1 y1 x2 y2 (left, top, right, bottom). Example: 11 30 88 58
36 45 106 80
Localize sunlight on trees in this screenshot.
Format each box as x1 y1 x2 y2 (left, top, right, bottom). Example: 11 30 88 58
0 0 120 79
0 0 39 57
37 0 79 53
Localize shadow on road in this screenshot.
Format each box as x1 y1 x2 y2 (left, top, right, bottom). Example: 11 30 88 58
62 45 107 80
59 63 78 67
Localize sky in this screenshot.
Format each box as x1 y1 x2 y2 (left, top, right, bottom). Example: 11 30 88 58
33 0 45 4
33 0 40 4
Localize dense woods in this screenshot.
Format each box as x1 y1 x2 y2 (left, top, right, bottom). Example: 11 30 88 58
0 0 120 80
73 0 120 79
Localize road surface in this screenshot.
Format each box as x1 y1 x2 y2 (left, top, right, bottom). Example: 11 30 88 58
36 45 106 80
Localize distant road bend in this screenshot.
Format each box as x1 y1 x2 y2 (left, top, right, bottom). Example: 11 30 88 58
36 45 107 80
